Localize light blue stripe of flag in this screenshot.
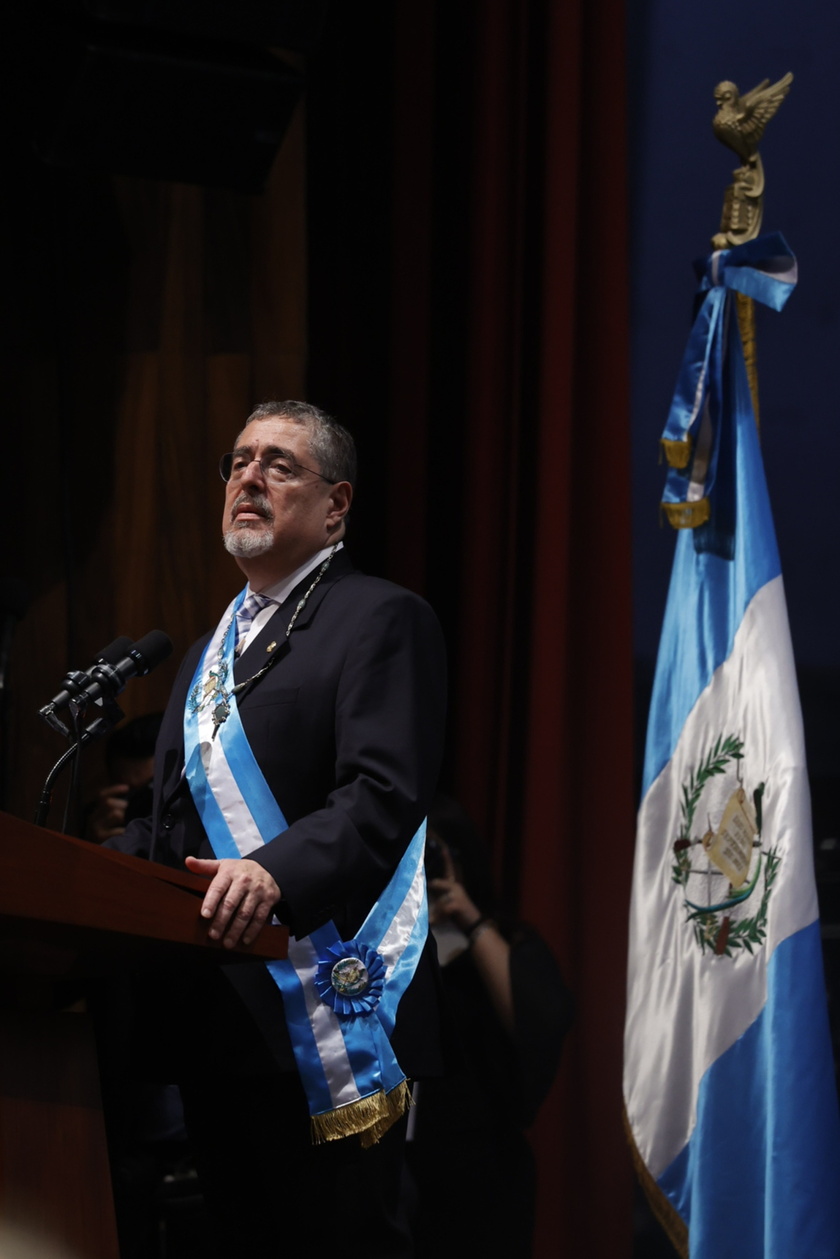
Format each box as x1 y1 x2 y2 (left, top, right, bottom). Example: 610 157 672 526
642 311 779 796
657 921 840 1258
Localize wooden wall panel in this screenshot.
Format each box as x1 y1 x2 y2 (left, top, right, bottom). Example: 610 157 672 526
3 111 307 827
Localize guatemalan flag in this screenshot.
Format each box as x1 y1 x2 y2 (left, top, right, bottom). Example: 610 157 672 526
624 234 840 1258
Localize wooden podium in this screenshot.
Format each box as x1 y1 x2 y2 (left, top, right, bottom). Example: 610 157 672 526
0 812 288 1259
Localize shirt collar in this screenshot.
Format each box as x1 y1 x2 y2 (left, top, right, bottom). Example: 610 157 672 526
249 541 344 607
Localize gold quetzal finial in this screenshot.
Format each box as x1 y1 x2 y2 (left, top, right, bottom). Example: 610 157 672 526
711 73 792 250
710 73 792 428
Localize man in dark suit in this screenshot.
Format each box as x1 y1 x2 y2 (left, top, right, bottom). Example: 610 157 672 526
109 400 447 1257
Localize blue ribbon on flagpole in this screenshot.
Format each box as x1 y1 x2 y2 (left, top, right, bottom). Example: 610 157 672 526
659 232 797 533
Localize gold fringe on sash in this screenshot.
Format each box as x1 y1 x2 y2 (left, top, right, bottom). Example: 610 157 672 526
661 498 711 530
310 1079 413 1147
623 1104 688 1259
660 436 693 469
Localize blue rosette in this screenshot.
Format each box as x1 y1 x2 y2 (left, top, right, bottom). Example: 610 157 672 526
314 939 386 1017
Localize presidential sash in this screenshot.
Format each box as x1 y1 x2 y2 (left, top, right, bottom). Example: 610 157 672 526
184 587 427 1144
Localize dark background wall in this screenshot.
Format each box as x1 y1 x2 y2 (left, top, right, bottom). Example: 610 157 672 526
627 0 840 849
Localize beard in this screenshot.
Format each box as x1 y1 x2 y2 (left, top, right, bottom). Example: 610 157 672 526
224 526 276 558
223 492 275 557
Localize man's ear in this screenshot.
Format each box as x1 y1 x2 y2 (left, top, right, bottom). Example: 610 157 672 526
327 481 353 529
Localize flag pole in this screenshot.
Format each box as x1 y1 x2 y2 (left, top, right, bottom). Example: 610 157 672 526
710 73 793 429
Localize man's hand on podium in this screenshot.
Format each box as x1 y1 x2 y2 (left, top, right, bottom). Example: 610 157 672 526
185 855 281 950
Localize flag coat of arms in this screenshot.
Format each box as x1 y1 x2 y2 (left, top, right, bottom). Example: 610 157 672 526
624 236 840 1258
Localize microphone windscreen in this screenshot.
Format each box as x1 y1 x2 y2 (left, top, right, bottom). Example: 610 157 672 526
94 636 134 666
129 630 173 675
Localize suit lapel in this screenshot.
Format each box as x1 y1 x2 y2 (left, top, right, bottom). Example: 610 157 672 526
232 550 355 690
233 605 288 683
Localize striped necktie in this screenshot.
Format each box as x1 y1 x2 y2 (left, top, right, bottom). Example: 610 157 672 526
235 592 273 654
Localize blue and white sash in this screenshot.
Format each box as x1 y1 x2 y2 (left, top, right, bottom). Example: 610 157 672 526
183 587 427 1143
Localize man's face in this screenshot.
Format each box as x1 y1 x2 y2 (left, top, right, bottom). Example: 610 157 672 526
222 416 350 581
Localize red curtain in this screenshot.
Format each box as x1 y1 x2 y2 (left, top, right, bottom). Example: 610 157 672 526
384 2 637 1253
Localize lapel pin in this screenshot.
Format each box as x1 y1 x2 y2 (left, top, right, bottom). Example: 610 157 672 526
266 641 277 653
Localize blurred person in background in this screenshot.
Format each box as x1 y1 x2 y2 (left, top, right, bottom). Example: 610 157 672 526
405 795 574 1258
84 712 162 843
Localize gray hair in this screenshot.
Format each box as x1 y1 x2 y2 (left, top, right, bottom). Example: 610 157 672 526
244 400 357 487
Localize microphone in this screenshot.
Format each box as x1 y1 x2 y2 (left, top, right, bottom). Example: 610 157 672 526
39 630 173 732
92 630 174 699
46 636 134 711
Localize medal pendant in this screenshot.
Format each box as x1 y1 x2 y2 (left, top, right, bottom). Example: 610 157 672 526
211 699 230 738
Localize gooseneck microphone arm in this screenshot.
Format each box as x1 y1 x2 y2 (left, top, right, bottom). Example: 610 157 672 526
34 709 121 828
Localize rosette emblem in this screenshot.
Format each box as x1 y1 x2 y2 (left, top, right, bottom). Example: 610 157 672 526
314 939 386 1017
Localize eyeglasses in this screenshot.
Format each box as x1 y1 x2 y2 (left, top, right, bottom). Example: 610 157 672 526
219 451 337 485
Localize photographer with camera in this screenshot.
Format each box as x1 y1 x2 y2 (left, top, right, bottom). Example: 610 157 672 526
83 713 161 843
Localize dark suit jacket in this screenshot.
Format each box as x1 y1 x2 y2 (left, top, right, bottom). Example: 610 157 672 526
111 550 448 1080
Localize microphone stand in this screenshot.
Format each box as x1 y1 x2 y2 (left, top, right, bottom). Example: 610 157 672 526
34 696 125 829
35 628 172 828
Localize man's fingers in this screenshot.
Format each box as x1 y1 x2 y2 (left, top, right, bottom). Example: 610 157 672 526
240 899 274 948
220 895 262 949
185 856 221 875
201 871 234 926
189 859 280 947
212 884 254 945
182 857 232 926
